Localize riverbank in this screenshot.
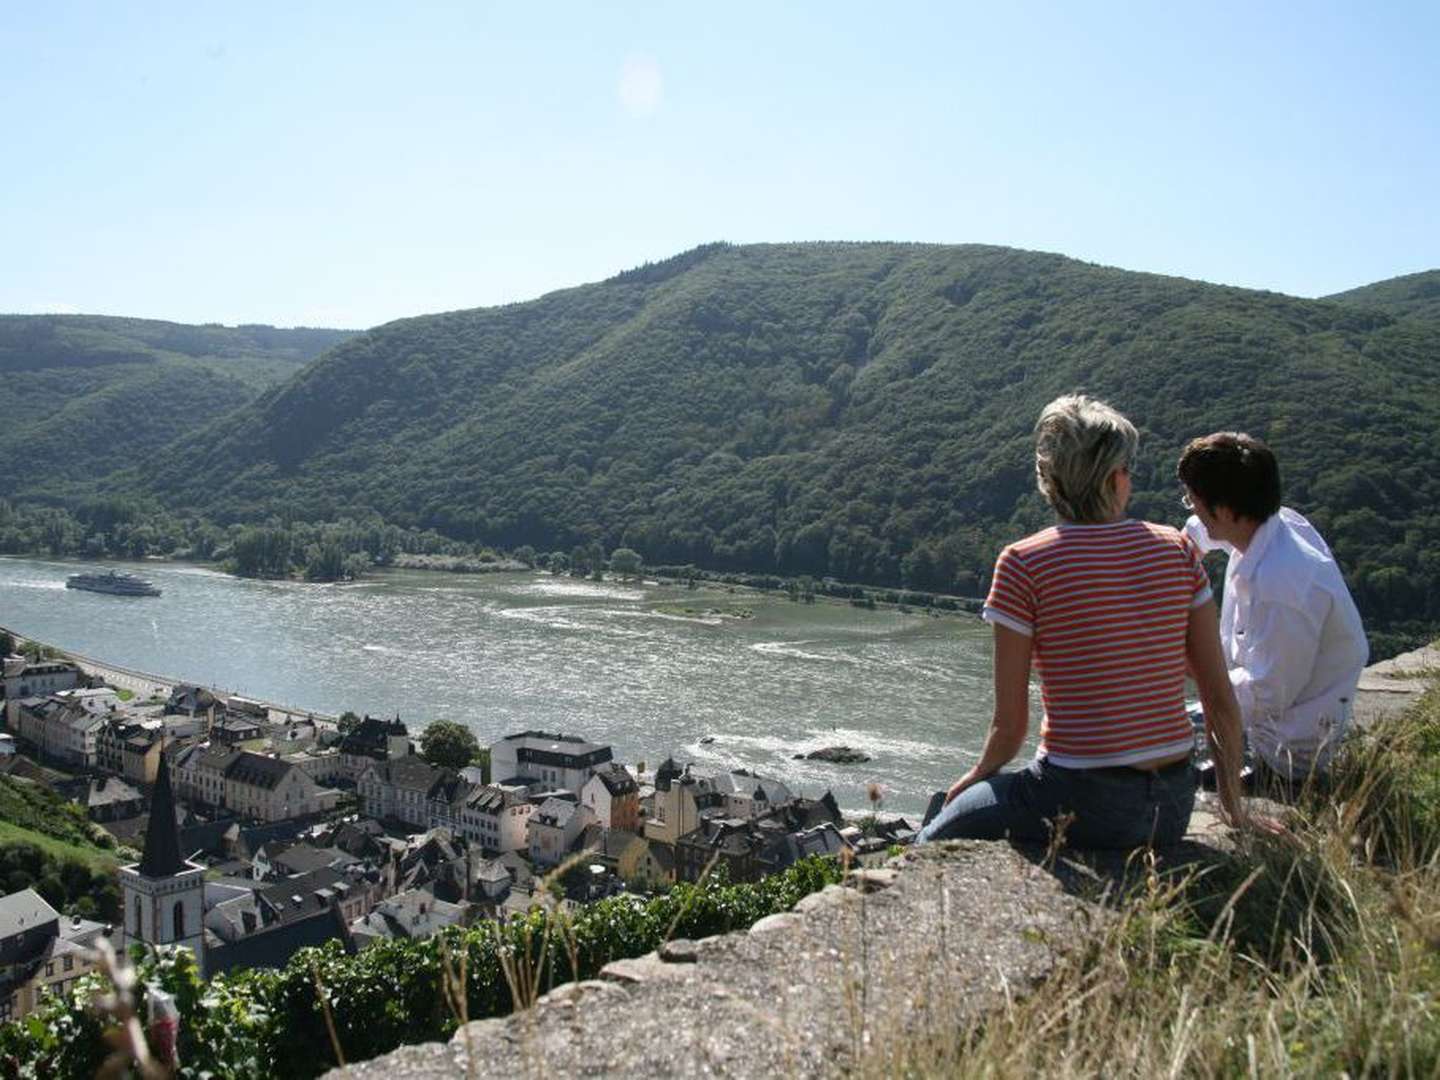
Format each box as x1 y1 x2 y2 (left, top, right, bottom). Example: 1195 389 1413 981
3 549 982 623
389 553 529 573
1 623 335 726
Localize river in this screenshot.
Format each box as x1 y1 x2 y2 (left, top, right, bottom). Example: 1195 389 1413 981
0 555 1007 815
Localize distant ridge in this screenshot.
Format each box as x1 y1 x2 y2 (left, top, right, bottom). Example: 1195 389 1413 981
0 315 356 497
115 241 1440 646
1326 269 1440 322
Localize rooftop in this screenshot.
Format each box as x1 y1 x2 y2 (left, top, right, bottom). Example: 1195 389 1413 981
0 889 59 939
534 796 581 830
85 776 144 808
4 660 77 677
497 730 595 748
256 867 353 927
260 841 357 877
197 747 243 772
464 783 528 813
710 769 793 805
499 731 612 760
217 715 263 731
367 756 448 792
206 902 352 976
590 762 639 797
352 888 465 944
225 751 295 789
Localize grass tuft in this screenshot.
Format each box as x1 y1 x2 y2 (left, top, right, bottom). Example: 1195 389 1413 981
860 683 1440 1078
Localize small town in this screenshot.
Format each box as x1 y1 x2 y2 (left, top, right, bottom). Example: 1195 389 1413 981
0 644 912 1022
3 6 1438 1074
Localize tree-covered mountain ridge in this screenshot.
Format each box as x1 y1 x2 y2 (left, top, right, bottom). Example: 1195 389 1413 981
0 315 356 497
138 242 1440 645
1326 269 1440 322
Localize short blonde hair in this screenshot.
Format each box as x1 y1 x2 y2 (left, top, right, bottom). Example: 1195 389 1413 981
1034 394 1138 524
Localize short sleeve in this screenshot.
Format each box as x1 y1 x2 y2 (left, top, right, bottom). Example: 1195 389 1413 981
983 545 1036 636
1181 535 1214 608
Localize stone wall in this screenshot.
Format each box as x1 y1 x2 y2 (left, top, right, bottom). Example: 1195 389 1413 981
326 843 1103 1079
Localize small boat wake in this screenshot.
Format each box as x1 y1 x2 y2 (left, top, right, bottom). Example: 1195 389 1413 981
750 640 860 664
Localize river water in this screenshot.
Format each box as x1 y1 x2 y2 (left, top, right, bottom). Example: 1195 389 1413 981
0 556 1006 815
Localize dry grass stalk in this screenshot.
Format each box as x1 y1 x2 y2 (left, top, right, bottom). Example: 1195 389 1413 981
854 695 1440 1078
90 939 171 1080
309 956 346 1069
438 935 476 1080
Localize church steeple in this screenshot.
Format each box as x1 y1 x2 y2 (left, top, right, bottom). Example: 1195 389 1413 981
120 747 207 973
139 750 185 877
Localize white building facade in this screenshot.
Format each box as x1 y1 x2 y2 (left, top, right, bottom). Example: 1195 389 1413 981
489 731 613 791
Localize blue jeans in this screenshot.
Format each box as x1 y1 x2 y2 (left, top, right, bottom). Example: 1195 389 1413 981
918 755 1198 850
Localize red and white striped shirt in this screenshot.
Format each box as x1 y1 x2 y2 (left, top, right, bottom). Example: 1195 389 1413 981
983 518 1211 768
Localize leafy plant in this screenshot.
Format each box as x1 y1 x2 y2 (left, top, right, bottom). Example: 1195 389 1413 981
0 856 843 1078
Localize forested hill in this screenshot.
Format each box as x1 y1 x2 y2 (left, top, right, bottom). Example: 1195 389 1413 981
0 315 355 497
142 242 1440 641
1326 270 1440 323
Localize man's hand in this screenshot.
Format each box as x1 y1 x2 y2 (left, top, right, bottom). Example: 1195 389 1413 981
1241 811 1293 839
1219 803 1292 840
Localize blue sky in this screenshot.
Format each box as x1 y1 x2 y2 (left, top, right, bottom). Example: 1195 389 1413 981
2 2 1436 328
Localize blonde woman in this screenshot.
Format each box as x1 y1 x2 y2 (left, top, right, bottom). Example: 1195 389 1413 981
920 394 1249 847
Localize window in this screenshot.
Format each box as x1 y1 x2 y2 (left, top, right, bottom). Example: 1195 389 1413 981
173 901 185 940
134 896 143 937
63 956 73 972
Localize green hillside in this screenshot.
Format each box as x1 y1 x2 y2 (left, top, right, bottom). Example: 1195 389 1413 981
1327 269 1440 322
0 776 121 919
135 242 1440 646
0 315 356 497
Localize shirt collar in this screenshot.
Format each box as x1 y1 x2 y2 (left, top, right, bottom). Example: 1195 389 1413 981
1231 513 1281 581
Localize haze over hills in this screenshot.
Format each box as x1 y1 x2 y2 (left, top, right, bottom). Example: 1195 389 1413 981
0 316 356 496
117 242 1440 646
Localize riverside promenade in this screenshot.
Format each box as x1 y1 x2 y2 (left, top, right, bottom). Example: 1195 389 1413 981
1 623 335 726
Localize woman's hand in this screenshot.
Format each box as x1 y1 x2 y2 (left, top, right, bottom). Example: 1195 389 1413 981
1186 599 1249 829
944 769 982 806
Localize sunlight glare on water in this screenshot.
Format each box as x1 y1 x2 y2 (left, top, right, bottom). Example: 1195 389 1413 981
0 556 1002 814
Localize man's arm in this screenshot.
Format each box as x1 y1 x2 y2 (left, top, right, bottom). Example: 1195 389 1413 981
945 623 1031 805
1181 516 1226 679
1187 598 1248 827
1184 514 1231 555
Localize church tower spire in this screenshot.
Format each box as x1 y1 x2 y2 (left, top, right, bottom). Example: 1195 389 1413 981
119 749 207 973
139 749 186 877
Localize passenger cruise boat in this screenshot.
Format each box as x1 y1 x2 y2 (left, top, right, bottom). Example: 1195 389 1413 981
65 570 162 597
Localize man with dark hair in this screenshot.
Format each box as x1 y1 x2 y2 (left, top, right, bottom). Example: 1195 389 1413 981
1177 432 1367 784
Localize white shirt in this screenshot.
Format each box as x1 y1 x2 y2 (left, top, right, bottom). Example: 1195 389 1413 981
1185 507 1368 779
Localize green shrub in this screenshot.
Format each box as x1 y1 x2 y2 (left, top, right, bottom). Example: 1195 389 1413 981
0 842 118 921
0 857 843 1079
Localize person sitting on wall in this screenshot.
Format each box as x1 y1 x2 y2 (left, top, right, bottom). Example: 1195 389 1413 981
920 394 1252 848
1177 433 1368 789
